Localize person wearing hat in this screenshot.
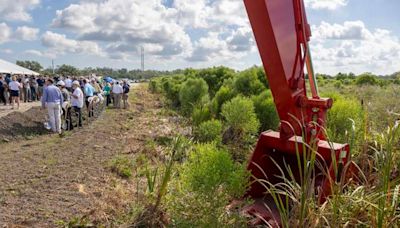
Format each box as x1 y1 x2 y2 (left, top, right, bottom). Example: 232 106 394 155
71 80 84 127
57 80 70 102
42 78 64 134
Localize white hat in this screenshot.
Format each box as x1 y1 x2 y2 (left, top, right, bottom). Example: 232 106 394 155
73 81 80 86
57 81 65 87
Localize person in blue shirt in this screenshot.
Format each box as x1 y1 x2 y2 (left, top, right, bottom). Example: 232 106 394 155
41 78 64 134
83 79 95 117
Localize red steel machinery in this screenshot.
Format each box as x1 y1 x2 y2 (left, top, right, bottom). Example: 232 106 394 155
243 0 351 225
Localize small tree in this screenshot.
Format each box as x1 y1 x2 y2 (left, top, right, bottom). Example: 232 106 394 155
57 64 79 76
221 96 260 141
179 78 209 116
356 73 378 86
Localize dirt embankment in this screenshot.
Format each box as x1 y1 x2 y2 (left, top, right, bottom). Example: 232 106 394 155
0 84 188 227
0 107 48 142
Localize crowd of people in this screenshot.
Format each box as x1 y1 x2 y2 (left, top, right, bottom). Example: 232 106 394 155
0 74 131 134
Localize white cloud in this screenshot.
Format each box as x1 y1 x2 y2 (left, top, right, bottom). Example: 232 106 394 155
0 23 12 43
14 26 39 41
310 21 400 74
305 0 348 10
39 31 104 58
187 30 251 62
52 0 192 60
0 0 40 22
312 21 372 40
50 0 251 62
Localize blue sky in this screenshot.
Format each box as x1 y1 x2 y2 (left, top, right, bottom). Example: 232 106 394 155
0 0 399 75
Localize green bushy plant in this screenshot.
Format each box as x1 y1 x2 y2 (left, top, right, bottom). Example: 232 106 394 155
210 85 236 117
191 105 211 126
325 93 364 145
195 119 223 144
194 66 235 95
221 96 260 141
162 78 182 107
166 144 248 227
251 90 279 131
180 143 248 196
233 68 266 97
179 78 209 116
149 79 162 93
356 73 378 86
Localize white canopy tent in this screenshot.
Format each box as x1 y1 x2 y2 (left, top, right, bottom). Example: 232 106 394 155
0 59 40 76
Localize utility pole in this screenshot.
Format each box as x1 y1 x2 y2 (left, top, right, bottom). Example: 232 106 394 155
141 46 144 72
52 59 55 74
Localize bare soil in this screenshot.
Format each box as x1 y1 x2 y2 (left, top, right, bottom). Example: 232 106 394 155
0 84 188 227
0 107 48 142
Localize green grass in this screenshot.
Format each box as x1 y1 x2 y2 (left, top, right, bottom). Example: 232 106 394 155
108 155 135 179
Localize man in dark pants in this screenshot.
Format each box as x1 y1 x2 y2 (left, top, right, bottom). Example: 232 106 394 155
0 76 6 105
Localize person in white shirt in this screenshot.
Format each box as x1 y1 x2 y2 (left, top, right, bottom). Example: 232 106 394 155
65 77 73 92
8 76 22 109
23 76 31 103
112 81 123 109
71 81 84 127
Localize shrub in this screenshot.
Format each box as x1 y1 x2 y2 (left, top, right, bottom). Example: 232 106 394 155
180 143 248 196
179 78 209 116
195 119 223 144
166 144 248 227
221 96 260 141
326 94 364 145
356 73 378 86
210 85 236 117
251 91 279 131
162 78 182 107
108 155 134 178
192 105 211 126
195 66 235 95
233 68 265 97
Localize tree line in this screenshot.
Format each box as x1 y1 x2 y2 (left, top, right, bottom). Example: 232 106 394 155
15 60 400 84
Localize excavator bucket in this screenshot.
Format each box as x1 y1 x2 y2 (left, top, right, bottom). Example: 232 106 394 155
244 131 350 225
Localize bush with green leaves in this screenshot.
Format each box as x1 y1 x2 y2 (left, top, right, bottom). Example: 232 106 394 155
191 105 211 126
162 78 183 107
251 90 279 131
195 119 223 144
221 96 260 141
166 143 248 227
326 94 364 145
233 68 266 97
356 73 378 86
149 79 162 93
180 143 248 196
192 66 235 96
179 78 209 116
210 85 237 117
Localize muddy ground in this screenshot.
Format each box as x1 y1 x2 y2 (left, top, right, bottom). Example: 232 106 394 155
0 84 188 227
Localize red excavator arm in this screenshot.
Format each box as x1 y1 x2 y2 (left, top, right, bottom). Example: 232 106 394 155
243 0 351 225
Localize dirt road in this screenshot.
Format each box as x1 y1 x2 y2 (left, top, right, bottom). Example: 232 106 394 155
0 84 187 227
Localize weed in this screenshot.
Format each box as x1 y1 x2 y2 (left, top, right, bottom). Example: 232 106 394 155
108 155 135 178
